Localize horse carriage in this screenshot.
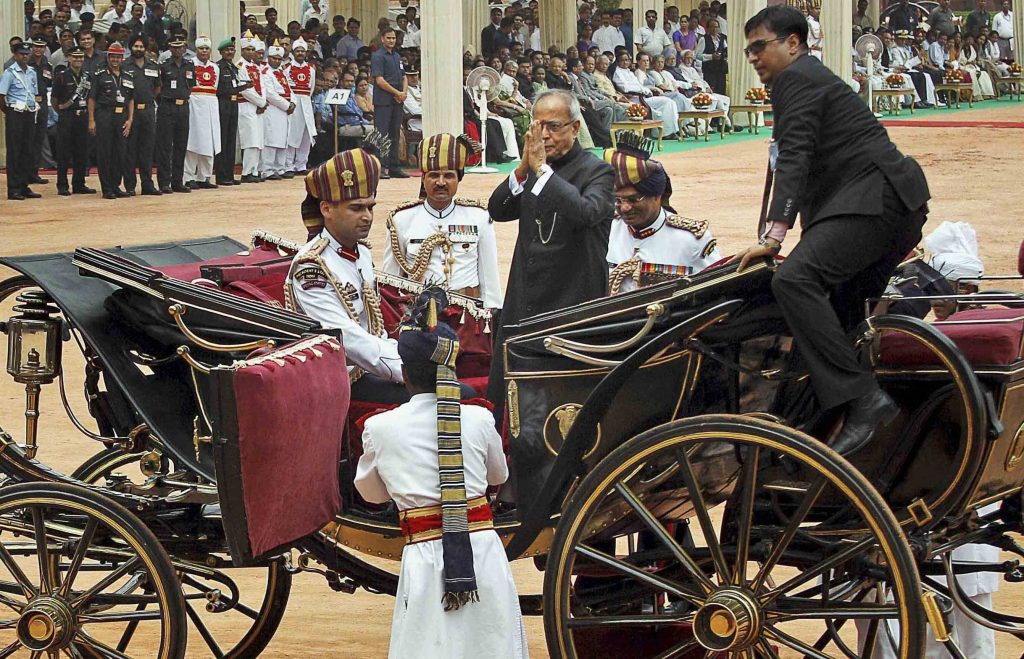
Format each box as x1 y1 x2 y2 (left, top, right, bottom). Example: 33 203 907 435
0 231 1022 658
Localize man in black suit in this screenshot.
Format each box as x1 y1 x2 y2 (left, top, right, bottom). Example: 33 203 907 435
486 89 616 422
735 6 930 455
480 6 503 59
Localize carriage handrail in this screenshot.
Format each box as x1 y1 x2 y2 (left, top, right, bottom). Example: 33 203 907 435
504 298 745 560
168 304 277 353
543 303 666 356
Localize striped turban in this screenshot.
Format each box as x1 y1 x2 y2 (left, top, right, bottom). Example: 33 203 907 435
603 130 671 204
302 148 382 239
420 133 472 175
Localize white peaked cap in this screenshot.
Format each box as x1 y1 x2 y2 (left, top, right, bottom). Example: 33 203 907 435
292 38 308 51
926 221 984 282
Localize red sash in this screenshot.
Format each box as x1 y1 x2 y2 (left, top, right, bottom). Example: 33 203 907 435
399 497 494 544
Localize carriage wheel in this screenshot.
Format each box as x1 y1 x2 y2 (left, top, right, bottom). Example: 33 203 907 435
0 481 186 658
72 448 293 658
543 415 925 659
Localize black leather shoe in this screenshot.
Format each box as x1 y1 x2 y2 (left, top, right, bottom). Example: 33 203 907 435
22 190 41 199
29 176 48 185
73 186 96 194
103 193 117 200
160 186 173 194
141 187 162 196
171 184 192 193
830 389 900 456
195 181 218 189
115 189 132 198
7 193 25 200
57 188 71 196
239 175 256 183
264 174 282 181
389 168 410 178
281 171 295 179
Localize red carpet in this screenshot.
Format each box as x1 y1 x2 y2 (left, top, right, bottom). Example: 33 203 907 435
880 119 1024 129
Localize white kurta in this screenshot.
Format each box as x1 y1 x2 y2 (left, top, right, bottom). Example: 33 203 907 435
354 395 528 659
237 60 267 150
186 61 221 157
288 230 403 383
382 200 504 309
261 65 292 150
285 60 316 148
607 210 721 293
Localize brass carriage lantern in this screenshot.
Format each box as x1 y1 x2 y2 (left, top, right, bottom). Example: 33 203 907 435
2 291 64 459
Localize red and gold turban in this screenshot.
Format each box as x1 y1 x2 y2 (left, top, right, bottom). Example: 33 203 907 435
302 148 382 238
419 133 472 174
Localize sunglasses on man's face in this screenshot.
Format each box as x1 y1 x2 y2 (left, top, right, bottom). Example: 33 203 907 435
744 35 788 57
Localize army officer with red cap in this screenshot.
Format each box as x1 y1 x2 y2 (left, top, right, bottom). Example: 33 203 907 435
87 41 134 199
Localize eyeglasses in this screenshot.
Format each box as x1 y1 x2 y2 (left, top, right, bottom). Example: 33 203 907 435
744 36 788 57
614 194 646 207
539 120 576 133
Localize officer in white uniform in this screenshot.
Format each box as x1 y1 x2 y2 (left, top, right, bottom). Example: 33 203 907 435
286 145 406 402
604 132 720 294
237 33 268 183
260 41 295 180
382 133 503 310
184 35 221 189
354 289 527 659
284 38 316 175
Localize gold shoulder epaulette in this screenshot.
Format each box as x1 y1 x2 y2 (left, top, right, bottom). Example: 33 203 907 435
454 197 493 223
358 238 373 250
389 199 425 221
666 214 709 238
296 237 330 263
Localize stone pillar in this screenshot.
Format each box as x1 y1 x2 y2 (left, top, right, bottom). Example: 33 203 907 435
822 0 853 84
277 2 300 31
335 0 389 42
538 0 577 53
421 0 464 136
633 0 663 22
867 0 881 31
728 0 767 127
463 0 488 55
1015 3 1024 67
195 0 239 42
0 2 23 166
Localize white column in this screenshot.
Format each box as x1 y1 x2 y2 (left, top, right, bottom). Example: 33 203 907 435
538 0 577 53
867 0 881 30
823 0 853 84
728 0 767 127
422 0 464 136
1015 4 1024 67
0 1 23 167
462 0 488 55
633 0 663 22
195 0 239 42
335 0 389 40
277 2 301 31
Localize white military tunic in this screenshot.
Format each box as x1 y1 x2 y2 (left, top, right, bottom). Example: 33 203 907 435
261 64 293 176
354 394 528 659
237 59 267 177
184 59 221 182
285 59 316 172
382 199 504 310
606 209 721 294
288 230 403 383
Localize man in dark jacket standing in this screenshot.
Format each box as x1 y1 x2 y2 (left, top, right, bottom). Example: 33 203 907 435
215 37 243 186
735 6 930 455
486 89 615 421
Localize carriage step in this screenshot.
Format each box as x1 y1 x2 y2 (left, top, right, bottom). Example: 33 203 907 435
201 503 222 519
763 480 811 493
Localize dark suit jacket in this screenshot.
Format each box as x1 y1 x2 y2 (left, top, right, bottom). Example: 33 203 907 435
488 142 615 327
769 54 930 228
481 24 499 58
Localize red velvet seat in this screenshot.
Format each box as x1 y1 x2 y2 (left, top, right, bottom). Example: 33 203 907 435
879 308 1024 367
153 244 291 306
1018 240 1024 277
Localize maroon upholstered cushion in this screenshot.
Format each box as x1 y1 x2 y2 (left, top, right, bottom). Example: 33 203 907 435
1018 240 1024 277
879 308 1024 367
153 244 291 306
232 336 349 556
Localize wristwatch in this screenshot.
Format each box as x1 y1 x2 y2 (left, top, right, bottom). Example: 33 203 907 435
758 236 782 253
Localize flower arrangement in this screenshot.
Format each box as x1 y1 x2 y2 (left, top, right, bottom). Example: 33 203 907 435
692 92 714 109
885 73 906 89
745 87 768 104
625 103 649 120
1010 62 1022 75
944 68 965 83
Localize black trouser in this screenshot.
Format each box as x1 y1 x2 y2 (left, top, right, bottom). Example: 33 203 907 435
215 99 238 182
4 109 35 194
770 181 926 411
125 103 157 192
580 105 611 147
31 103 47 178
94 107 128 194
56 109 89 191
373 102 402 168
156 101 190 188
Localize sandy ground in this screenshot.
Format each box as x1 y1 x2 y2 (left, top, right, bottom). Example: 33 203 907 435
0 100 1021 657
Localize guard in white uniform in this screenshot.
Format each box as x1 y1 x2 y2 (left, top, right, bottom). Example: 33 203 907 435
286 144 406 403
184 35 221 189
604 132 720 294
382 133 503 310
354 289 527 659
284 38 316 175
237 33 267 183
260 41 295 180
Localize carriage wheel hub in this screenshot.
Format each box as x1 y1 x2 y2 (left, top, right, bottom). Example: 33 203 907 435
693 588 760 651
18 597 74 651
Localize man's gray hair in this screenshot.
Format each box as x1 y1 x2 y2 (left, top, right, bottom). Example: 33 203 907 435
534 88 583 122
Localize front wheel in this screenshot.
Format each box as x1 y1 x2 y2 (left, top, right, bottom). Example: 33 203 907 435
544 415 925 659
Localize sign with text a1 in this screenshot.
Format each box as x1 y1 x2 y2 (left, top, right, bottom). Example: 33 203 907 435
325 89 352 105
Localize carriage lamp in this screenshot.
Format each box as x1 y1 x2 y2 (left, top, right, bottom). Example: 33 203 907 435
2 291 64 459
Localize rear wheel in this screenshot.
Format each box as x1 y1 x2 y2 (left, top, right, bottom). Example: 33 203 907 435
544 415 925 659
0 481 186 658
